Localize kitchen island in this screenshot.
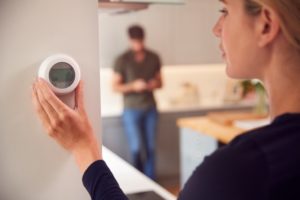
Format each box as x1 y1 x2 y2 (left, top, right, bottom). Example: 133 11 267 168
177 111 269 187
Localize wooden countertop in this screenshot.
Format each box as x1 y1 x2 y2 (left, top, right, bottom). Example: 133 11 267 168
177 111 268 144
177 117 244 144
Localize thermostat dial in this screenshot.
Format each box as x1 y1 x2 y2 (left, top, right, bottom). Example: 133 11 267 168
38 54 81 95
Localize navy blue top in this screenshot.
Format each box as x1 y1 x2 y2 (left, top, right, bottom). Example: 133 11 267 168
83 113 300 200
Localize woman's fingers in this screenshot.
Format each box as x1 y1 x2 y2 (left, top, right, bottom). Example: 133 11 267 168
75 81 86 114
32 83 51 132
37 79 70 114
35 80 60 124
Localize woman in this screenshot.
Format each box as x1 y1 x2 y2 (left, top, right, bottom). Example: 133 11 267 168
32 0 300 199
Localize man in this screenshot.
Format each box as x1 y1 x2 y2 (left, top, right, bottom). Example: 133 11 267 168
112 25 162 180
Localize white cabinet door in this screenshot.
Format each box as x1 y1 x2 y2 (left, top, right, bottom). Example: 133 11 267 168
180 128 218 188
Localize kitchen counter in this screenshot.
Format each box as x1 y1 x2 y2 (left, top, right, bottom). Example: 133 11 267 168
101 101 255 118
103 147 176 200
100 64 257 118
177 111 269 143
177 117 244 144
177 111 269 187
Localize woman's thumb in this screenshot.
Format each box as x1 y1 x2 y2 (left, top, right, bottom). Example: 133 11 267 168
75 81 86 113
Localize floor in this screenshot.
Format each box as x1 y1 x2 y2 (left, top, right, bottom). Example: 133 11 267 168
157 176 180 197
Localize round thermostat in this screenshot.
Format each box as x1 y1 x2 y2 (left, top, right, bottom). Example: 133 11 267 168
38 54 81 95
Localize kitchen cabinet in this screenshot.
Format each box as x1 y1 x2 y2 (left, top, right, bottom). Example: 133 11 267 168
180 127 218 188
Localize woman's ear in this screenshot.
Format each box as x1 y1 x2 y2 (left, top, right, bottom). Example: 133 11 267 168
256 7 281 47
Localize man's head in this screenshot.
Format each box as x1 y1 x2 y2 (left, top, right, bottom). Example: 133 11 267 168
128 25 145 52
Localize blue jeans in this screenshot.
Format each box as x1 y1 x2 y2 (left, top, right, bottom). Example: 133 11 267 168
123 106 158 180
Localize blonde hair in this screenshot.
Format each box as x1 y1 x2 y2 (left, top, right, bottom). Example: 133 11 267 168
245 0 300 51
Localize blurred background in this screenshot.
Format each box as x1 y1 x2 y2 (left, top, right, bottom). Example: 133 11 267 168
98 0 269 196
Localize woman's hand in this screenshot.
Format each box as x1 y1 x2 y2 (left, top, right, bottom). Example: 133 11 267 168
32 78 102 173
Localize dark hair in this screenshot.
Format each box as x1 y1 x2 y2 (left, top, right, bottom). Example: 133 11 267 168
128 25 145 40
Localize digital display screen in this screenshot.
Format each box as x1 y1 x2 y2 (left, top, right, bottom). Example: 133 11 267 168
49 62 75 89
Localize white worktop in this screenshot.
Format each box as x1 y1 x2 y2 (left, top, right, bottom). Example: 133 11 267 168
100 64 255 117
103 147 176 200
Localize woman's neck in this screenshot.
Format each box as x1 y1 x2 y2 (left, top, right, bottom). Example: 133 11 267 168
263 51 300 120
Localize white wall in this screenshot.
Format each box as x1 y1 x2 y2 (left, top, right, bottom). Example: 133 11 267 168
98 0 222 68
0 0 100 199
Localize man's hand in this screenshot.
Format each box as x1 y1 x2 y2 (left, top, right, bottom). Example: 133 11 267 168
147 79 159 91
131 79 148 92
147 72 163 91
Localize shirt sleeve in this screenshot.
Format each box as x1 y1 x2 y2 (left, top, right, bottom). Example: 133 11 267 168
113 56 125 77
155 54 162 73
178 140 269 200
82 160 128 200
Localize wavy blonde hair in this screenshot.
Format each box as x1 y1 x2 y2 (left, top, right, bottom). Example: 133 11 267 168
245 0 300 51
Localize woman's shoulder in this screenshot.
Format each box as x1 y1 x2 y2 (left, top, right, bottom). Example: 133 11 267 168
178 114 300 199
228 113 300 181
231 113 300 152
179 130 270 200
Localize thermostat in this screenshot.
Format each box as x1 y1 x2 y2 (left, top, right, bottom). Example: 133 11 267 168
38 54 81 95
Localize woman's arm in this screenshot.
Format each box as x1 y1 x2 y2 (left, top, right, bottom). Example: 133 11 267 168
83 160 128 200
32 79 128 199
